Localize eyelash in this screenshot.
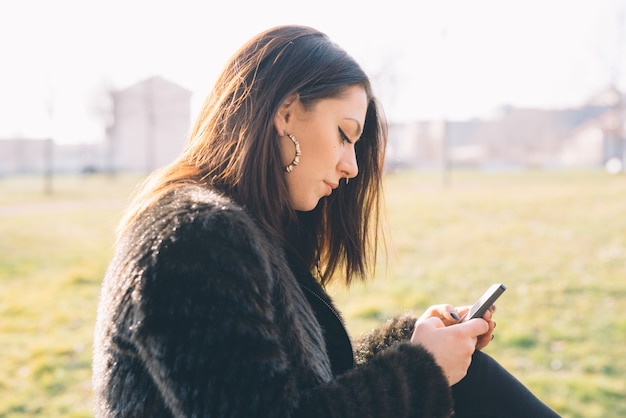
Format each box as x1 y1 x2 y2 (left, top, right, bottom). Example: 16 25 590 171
338 127 354 144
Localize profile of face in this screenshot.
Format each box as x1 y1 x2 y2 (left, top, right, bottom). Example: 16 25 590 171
274 85 368 211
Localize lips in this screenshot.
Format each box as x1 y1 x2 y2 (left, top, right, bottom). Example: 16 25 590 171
324 181 338 196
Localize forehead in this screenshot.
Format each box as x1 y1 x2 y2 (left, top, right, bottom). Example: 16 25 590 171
314 85 368 129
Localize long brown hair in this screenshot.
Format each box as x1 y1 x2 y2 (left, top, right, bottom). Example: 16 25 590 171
118 25 387 286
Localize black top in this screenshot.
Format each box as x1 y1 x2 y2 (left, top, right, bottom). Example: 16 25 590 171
287 253 354 376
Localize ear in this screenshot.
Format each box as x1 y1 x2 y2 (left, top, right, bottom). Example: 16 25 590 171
273 93 299 136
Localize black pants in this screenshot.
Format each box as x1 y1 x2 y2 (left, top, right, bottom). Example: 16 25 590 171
451 351 561 418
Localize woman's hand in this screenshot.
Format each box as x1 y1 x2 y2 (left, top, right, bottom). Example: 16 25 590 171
418 304 462 326
411 316 489 385
456 304 497 350
420 304 497 350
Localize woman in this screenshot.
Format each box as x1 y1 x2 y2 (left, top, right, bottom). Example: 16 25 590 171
93 25 560 417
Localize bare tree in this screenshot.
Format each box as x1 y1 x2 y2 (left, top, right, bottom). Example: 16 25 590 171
89 78 117 176
599 2 626 172
43 81 54 194
616 7 626 171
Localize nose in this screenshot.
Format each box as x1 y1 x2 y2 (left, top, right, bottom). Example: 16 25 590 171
338 144 358 180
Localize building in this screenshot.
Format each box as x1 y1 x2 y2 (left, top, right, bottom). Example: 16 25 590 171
0 76 192 176
387 87 625 171
108 76 192 173
0 138 53 176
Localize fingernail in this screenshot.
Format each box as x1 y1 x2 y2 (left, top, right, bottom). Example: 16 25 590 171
493 321 496 328
450 311 460 321
491 334 495 340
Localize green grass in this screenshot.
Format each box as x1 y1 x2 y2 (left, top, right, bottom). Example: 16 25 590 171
330 169 626 417
0 174 141 418
1 170 624 417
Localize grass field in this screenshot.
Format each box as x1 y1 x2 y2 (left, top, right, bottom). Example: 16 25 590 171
0 170 624 417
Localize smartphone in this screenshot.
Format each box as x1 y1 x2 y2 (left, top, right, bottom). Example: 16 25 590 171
461 283 506 322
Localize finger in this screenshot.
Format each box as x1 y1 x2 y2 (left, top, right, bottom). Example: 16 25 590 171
449 310 461 322
443 304 461 323
417 315 446 330
476 332 492 350
483 304 498 320
456 305 470 318
475 319 496 350
418 304 442 321
482 309 493 321
434 304 456 319
419 304 459 325
460 318 490 337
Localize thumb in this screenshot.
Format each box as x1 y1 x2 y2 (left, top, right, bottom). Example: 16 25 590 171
459 318 490 337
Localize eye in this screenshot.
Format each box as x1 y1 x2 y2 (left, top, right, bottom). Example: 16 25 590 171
338 127 354 144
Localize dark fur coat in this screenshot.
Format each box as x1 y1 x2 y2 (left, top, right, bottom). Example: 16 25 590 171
92 185 453 417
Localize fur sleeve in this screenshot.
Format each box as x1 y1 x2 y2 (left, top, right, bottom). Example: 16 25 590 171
301 314 451 417
353 313 418 365
296 343 452 418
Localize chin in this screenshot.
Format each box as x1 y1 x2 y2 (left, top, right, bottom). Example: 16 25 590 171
293 197 323 212
296 204 319 212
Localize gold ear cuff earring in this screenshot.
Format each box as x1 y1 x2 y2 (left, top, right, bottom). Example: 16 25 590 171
284 133 301 173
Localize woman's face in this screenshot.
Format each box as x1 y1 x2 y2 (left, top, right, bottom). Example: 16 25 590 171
274 85 368 211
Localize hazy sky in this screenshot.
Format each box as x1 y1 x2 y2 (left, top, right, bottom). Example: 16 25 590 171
1 0 624 143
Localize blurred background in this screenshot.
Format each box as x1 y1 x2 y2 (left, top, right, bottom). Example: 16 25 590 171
1 1 625 417
1 0 625 175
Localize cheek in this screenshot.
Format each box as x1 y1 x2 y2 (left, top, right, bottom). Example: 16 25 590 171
284 172 318 211
308 140 340 168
